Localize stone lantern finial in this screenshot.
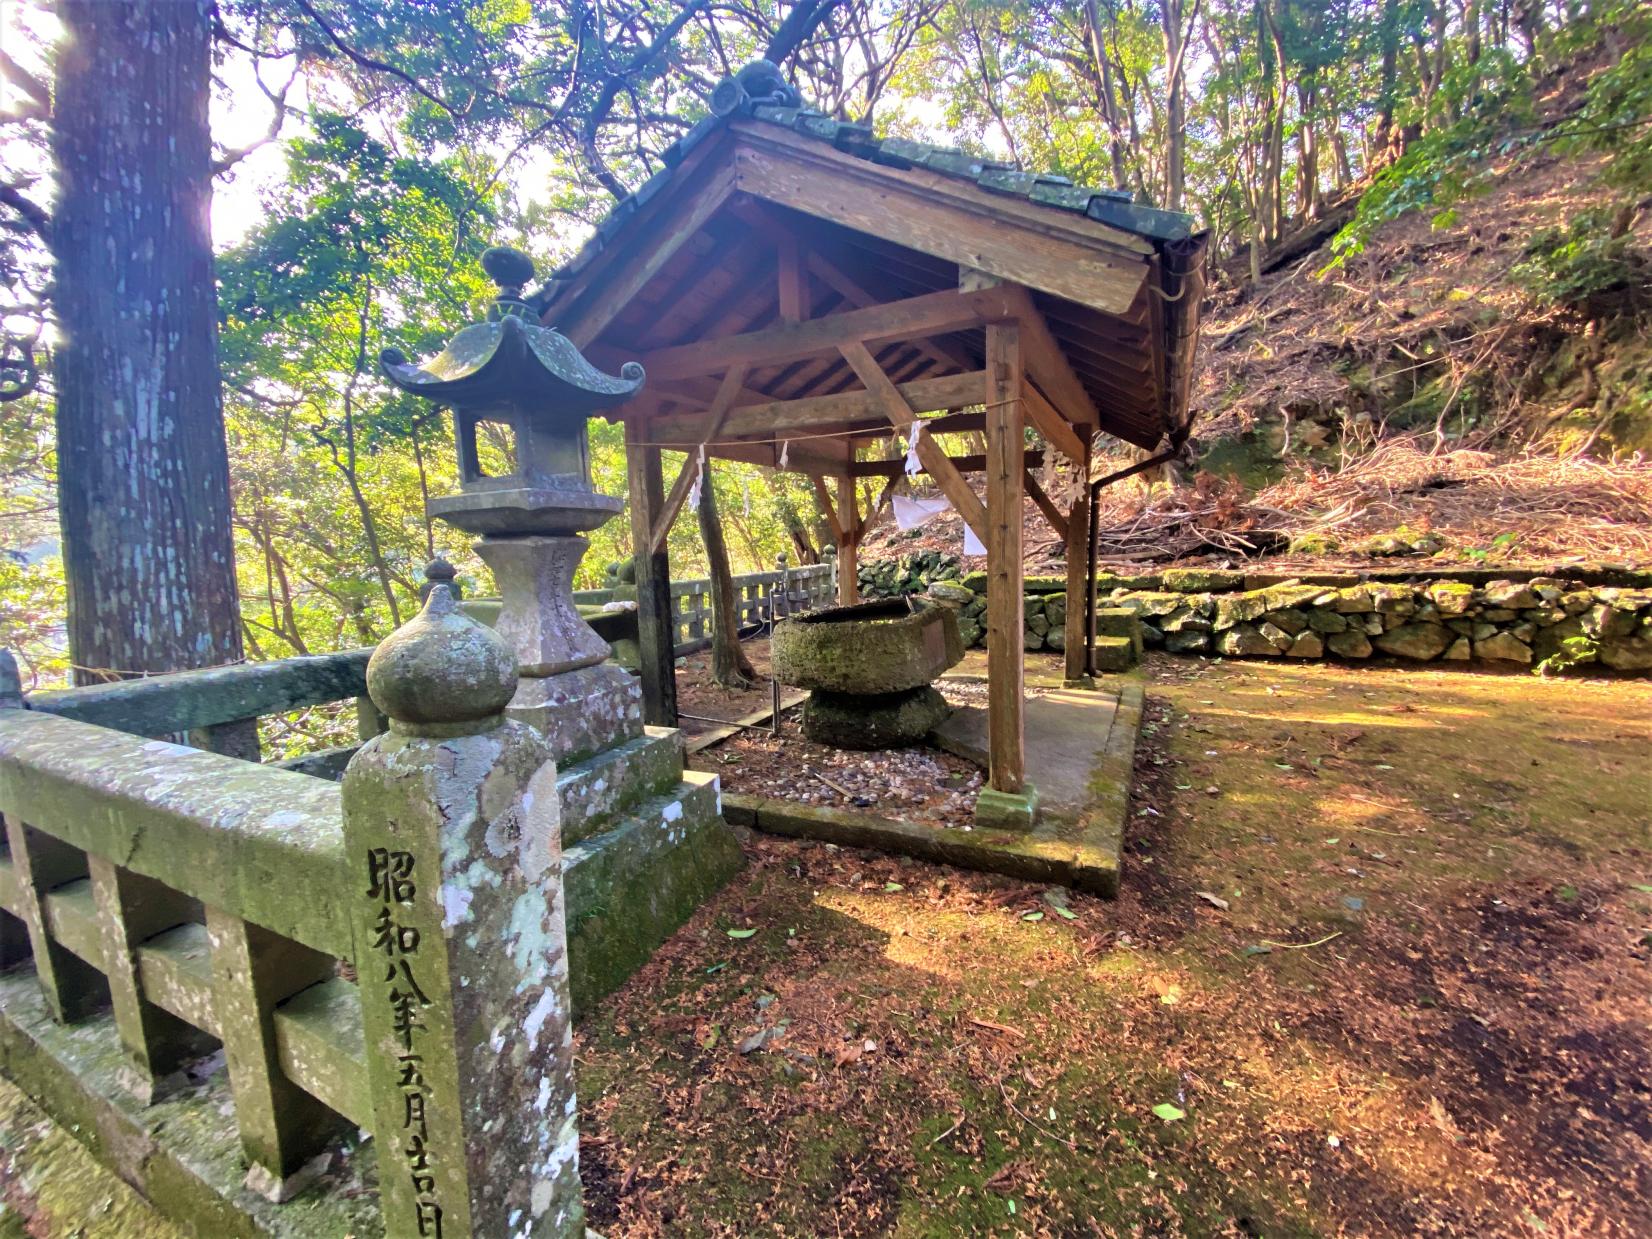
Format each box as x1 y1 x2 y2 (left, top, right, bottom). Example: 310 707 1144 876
365 586 516 735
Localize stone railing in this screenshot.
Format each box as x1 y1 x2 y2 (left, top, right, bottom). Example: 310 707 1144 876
860 552 1652 672
0 594 587 1236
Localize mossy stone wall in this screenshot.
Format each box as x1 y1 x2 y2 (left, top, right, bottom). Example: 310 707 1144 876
859 553 1652 672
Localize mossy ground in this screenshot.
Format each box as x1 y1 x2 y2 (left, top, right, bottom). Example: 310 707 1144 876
2 656 1647 1237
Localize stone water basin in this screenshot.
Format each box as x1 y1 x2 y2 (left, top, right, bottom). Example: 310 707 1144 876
771 597 964 748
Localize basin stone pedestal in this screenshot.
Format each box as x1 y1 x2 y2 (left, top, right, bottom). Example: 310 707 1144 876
772 599 963 749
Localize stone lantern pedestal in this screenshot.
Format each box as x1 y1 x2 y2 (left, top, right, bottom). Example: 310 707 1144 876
471 534 641 763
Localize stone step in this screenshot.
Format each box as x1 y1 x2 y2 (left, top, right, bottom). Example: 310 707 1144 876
1091 635 1139 673
557 725 685 846
563 769 740 1011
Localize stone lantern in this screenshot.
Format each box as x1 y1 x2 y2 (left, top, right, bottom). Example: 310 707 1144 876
381 246 648 761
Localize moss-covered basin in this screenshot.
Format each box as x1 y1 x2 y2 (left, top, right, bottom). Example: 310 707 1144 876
771 598 963 695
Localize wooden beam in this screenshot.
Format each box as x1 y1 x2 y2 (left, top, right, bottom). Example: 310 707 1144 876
984 321 1026 795
644 370 988 444
624 413 677 726
1063 446 1092 682
641 286 1016 383
1021 383 1088 466
1025 471 1068 541
999 285 1102 430
650 364 749 552
850 410 985 444
838 339 989 545
805 251 972 376
835 475 860 604
731 126 1151 314
847 448 1044 479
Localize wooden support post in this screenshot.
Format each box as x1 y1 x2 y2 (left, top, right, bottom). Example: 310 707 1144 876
1063 450 1093 684
836 475 860 605
207 905 345 1197
626 417 677 727
90 857 216 1101
3 816 108 1022
976 320 1035 831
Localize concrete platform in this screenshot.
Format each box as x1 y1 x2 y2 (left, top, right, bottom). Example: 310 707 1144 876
725 678 1142 896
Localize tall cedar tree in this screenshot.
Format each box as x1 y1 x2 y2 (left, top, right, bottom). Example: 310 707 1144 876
51 2 246 696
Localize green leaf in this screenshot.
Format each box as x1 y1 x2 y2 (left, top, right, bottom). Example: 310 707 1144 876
1152 1103 1186 1122
1051 904 1078 920
883 881 905 892
705 961 729 975
1021 910 1045 922
1631 884 1652 894
726 928 757 939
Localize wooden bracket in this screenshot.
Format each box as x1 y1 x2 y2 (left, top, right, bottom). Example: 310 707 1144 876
1025 470 1069 541
838 339 988 546
651 363 749 552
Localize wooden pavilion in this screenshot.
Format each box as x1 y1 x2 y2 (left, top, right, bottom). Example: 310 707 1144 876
533 66 1209 824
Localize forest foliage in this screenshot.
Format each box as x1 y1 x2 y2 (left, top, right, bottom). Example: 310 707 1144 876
0 0 1644 685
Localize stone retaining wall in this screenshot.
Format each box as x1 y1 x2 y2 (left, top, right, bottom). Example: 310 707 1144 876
859 552 1652 672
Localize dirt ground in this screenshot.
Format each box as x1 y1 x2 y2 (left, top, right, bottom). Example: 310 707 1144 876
675 638 784 739
579 654 1652 1238
2 656 1648 1238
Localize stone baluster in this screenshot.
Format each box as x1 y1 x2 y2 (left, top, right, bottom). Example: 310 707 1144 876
341 586 583 1238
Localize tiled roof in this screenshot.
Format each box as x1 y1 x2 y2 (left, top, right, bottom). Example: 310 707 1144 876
541 94 1198 296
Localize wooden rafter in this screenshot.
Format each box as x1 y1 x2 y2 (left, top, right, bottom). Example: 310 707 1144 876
776 230 807 323
560 148 738 348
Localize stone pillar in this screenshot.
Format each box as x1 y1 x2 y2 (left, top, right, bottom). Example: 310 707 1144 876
341 588 583 1239
474 534 643 764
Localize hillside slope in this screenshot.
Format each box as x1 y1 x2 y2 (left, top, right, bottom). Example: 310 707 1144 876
862 44 1651 576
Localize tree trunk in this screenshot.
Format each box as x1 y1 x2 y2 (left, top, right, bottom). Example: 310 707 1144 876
52 0 246 693
696 468 756 690
1160 0 1187 212
1085 0 1130 188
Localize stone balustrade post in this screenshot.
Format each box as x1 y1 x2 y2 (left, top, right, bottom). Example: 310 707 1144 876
341 587 583 1238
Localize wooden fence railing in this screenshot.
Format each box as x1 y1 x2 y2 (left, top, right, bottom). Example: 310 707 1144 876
663 561 835 656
